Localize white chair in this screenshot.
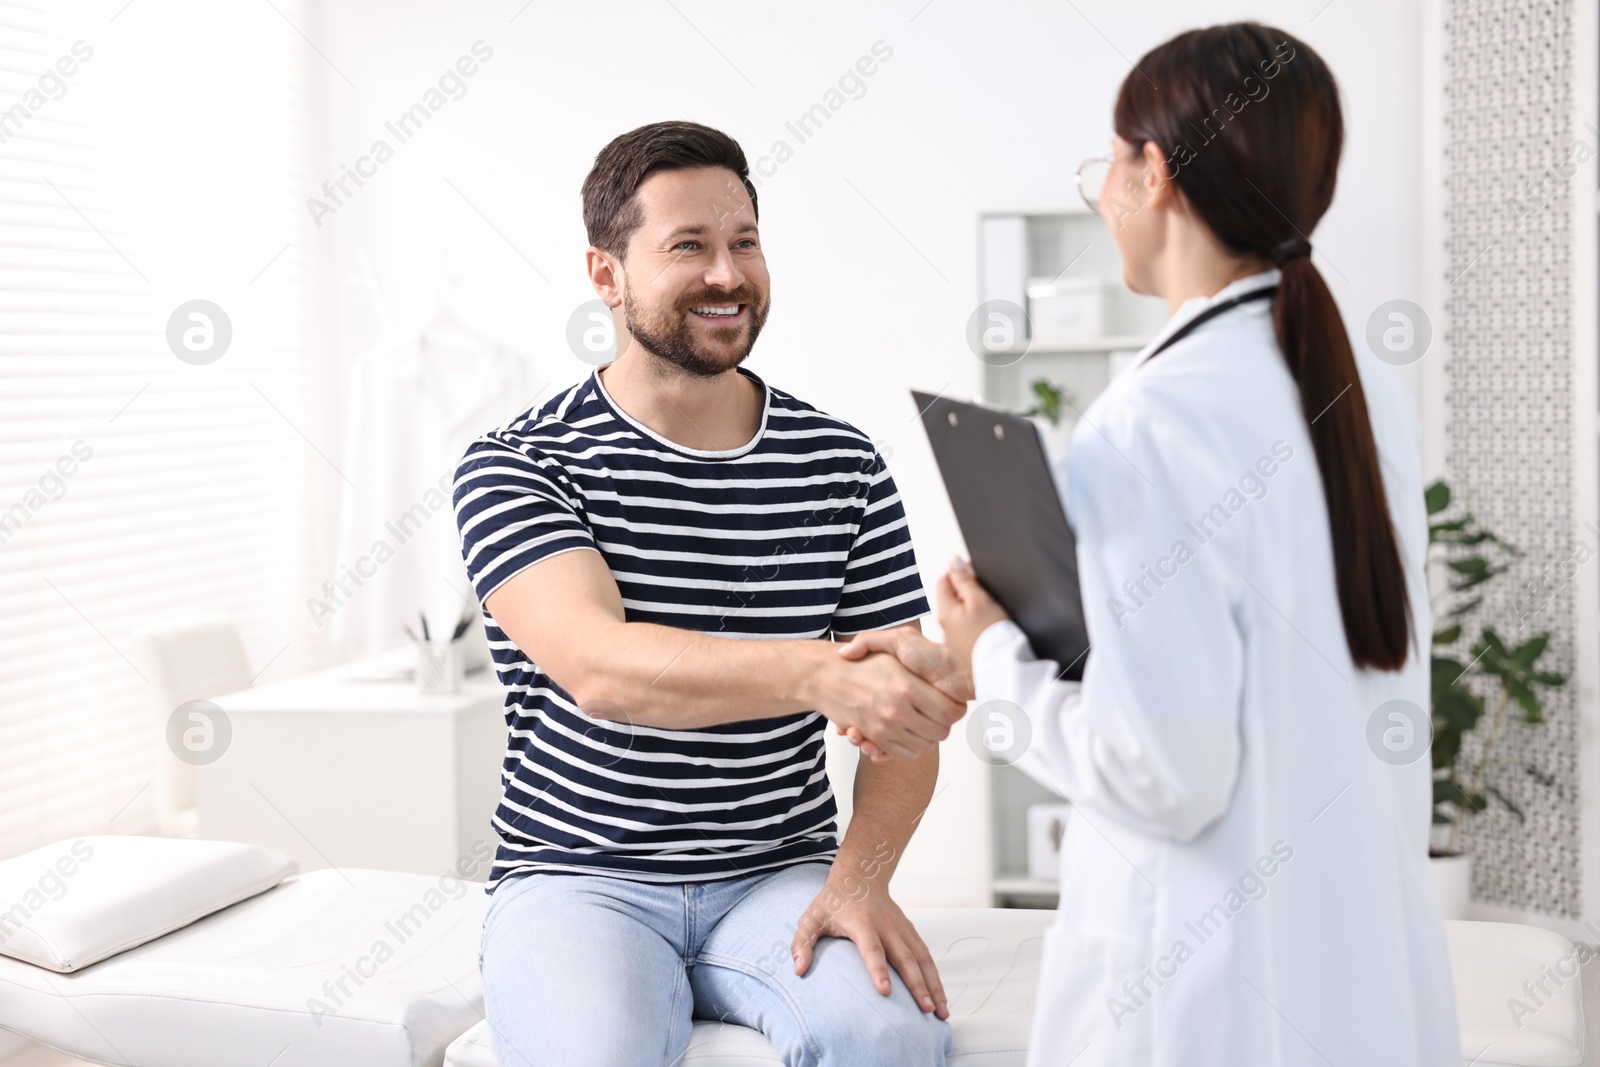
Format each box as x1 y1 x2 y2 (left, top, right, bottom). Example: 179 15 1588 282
130 614 252 838
1449 920 1587 1067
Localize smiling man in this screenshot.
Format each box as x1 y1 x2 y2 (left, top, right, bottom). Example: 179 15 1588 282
452 121 958 1066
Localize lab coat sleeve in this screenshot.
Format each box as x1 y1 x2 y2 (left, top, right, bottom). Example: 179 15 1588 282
971 405 1247 842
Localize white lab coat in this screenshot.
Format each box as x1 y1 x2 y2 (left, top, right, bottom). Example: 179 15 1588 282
333 333 543 654
972 270 1461 1066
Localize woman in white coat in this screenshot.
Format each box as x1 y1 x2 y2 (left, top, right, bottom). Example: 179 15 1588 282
841 22 1462 1067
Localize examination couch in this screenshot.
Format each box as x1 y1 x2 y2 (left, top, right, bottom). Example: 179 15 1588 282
0 837 1584 1067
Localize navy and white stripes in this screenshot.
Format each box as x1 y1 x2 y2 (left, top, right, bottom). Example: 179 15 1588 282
453 366 928 892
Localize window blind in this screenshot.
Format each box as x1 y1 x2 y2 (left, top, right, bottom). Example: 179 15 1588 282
0 0 320 859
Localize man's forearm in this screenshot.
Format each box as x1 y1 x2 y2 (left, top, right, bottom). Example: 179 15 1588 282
832 621 942 873
830 745 939 888
568 621 836 728
484 554 958 747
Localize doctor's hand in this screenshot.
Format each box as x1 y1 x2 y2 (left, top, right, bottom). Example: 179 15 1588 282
935 557 1010 669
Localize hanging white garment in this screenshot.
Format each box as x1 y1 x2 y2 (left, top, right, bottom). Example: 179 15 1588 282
971 269 1461 1066
329 333 543 655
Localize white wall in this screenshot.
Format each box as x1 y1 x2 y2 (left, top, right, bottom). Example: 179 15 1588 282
308 0 1427 906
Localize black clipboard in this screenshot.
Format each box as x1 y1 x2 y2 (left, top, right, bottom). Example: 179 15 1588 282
912 391 1090 680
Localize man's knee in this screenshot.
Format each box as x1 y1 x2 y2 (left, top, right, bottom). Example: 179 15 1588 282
787 941 952 1066
802 993 951 1067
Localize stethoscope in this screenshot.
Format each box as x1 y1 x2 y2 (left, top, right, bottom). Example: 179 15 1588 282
1142 285 1277 363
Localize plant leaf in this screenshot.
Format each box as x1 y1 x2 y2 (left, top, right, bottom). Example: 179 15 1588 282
1432 655 1466 686
1425 481 1451 514
1506 678 1542 721
1433 778 1466 807
1512 634 1549 667
1024 379 1066 426
1432 689 1482 733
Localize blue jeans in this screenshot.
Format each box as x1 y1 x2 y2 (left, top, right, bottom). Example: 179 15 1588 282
478 860 953 1067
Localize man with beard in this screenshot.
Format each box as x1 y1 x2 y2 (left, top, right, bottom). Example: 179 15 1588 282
452 121 957 1066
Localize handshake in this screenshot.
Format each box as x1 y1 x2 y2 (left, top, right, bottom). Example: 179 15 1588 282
812 558 1011 762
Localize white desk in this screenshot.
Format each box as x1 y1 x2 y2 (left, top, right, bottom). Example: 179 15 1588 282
198 647 507 879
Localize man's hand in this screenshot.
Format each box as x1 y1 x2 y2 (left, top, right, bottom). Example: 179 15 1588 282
836 628 973 703
837 558 1008 761
791 872 949 1020
805 648 965 761
833 631 970 763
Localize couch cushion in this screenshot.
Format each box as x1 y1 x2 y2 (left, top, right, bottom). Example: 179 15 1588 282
445 906 1052 1067
0 868 486 1067
0 835 296 972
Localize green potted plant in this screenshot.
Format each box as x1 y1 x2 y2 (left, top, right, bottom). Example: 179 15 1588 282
1427 479 1566 918
1021 378 1074 461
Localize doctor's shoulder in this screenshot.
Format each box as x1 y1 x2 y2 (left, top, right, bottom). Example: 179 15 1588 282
1132 318 1308 433
1065 374 1233 494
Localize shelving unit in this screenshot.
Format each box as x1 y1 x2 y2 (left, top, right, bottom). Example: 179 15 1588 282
983 334 1154 357
977 208 1167 419
975 208 1166 908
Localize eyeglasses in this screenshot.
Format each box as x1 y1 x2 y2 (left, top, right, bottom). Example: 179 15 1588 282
1076 156 1113 216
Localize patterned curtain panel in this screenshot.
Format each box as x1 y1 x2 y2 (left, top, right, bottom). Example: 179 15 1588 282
1443 0 1579 917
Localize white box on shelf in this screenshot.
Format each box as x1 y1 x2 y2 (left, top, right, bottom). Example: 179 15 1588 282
1027 277 1106 344
1026 802 1072 882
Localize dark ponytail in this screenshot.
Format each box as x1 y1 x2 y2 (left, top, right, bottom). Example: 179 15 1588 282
1114 23 1412 671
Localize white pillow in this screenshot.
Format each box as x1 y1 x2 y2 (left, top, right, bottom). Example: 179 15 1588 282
0 835 298 972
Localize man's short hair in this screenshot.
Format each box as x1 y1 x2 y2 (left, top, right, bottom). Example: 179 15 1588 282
581 120 759 258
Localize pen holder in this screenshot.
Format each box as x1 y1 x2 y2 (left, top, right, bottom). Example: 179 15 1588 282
415 639 463 695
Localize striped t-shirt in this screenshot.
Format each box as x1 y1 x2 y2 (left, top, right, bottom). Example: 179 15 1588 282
452 365 930 892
